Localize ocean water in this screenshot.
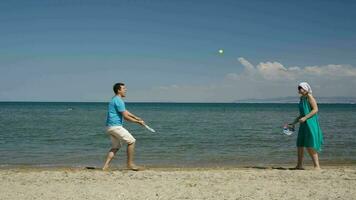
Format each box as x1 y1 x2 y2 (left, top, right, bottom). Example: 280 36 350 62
0 102 355 168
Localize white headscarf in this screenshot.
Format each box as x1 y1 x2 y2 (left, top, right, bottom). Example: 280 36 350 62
298 82 312 94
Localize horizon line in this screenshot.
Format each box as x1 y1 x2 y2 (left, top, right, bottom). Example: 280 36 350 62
0 101 355 104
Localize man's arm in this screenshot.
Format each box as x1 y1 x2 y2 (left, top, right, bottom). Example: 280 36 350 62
126 110 142 121
122 111 145 126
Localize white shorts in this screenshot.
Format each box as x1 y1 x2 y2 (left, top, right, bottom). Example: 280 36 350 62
106 126 136 149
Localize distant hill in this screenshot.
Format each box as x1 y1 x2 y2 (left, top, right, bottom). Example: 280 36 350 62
234 96 356 104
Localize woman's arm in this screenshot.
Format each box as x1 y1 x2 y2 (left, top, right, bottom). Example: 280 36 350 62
291 115 302 125
299 94 318 123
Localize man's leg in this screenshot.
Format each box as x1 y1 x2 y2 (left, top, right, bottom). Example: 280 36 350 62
118 127 142 171
103 133 121 171
103 148 119 170
127 142 139 170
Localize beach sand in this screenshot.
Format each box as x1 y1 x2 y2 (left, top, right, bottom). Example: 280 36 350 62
1 166 355 200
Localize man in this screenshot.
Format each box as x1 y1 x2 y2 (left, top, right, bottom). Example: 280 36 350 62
103 82 145 171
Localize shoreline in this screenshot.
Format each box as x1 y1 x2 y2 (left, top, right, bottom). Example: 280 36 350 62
1 163 356 171
1 166 355 200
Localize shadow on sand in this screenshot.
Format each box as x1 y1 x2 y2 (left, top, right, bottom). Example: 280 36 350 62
243 166 304 170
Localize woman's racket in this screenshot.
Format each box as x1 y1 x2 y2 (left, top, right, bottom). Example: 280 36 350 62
283 124 295 135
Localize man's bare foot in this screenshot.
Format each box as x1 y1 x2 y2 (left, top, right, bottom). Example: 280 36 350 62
290 166 305 170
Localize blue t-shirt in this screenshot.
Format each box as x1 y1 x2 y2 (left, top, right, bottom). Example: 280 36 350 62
106 96 126 127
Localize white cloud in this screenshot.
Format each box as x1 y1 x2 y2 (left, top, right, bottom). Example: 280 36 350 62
236 57 356 81
225 73 240 81
304 64 356 77
131 57 356 102
257 61 294 80
237 57 255 75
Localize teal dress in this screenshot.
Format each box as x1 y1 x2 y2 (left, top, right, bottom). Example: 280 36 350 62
297 96 324 152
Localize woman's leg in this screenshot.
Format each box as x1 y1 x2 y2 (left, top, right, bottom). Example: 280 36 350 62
296 147 304 169
307 148 321 169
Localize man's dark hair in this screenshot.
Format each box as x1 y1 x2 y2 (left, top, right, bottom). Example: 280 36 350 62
113 83 125 94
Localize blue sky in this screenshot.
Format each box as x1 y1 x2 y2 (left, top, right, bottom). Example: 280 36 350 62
1 0 356 102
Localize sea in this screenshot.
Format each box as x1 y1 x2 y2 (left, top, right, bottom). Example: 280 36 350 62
0 102 355 168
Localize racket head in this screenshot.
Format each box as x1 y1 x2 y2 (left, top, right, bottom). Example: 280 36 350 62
144 125 156 133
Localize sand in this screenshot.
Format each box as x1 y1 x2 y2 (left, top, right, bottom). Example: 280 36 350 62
1 166 356 200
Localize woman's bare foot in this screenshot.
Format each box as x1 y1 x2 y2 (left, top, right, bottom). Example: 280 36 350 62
313 166 321 170
102 164 110 171
127 164 144 171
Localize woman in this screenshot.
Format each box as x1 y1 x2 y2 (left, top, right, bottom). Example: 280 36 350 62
290 82 323 170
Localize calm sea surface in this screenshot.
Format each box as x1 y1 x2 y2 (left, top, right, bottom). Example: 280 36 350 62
0 102 355 168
